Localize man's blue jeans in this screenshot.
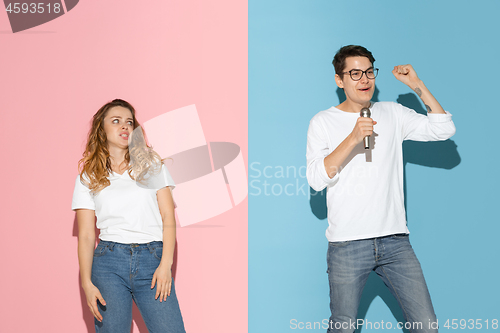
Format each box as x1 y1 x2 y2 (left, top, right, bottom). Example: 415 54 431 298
326 234 438 333
91 240 185 333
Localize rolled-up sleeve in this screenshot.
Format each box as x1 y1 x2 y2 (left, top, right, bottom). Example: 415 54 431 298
159 163 176 191
158 163 177 208
306 117 339 192
400 103 456 141
71 174 95 211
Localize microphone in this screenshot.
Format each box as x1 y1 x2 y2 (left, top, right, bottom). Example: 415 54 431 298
360 107 371 149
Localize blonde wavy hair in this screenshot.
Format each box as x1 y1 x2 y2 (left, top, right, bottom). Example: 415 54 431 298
78 99 163 194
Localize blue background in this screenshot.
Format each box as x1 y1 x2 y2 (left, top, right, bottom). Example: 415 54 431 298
249 1 499 332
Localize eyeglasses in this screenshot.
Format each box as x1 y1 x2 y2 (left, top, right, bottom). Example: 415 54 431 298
342 68 379 81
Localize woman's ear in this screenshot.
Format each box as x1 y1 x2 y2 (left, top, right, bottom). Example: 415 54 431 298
335 74 344 89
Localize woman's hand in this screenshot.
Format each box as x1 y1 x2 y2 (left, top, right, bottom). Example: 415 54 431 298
151 263 172 302
82 282 106 322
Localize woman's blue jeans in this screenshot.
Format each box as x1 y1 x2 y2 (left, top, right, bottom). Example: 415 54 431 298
91 240 186 333
326 234 438 333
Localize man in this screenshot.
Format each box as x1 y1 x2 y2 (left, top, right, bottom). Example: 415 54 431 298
306 45 455 333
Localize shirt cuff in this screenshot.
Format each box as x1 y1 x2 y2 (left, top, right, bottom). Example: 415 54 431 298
71 205 95 211
427 110 452 122
318 156 339 186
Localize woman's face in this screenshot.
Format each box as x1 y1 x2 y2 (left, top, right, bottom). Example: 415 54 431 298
103 106 134 150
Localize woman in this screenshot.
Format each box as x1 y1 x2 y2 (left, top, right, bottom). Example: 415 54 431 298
71 99 185 332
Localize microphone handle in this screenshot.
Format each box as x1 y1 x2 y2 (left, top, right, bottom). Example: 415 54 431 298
363 135 370 150
359 107 371 150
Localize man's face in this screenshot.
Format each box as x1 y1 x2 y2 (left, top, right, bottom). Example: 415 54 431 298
335 56 375 107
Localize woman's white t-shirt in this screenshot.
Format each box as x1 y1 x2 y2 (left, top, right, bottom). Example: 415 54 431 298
71 164 175 244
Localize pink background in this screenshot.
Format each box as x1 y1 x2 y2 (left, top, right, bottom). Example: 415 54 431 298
0 1 247 332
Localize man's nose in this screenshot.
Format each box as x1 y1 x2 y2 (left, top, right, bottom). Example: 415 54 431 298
359 74 370 84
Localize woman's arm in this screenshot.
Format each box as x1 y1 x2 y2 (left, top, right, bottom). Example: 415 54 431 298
152 186 177 302
76 209 106 322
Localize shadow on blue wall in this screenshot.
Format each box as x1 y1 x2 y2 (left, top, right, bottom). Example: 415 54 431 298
398 92 461 223
308 88 460 332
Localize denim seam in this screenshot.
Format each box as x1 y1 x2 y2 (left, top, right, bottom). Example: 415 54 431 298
94 245 107 257
379 266 411 330
153 247 163 261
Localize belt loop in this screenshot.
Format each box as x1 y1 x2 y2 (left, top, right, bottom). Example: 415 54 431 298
108 242 116 251
147 242 154 253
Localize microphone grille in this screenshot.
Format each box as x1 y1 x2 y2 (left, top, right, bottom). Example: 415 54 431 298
360 107 371 118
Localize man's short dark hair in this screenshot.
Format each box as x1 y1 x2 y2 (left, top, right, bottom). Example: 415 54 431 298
332 45 376 77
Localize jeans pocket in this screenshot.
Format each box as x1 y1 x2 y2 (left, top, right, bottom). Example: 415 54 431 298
93 244 108 257
153 246 163 261
327 241 350 274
